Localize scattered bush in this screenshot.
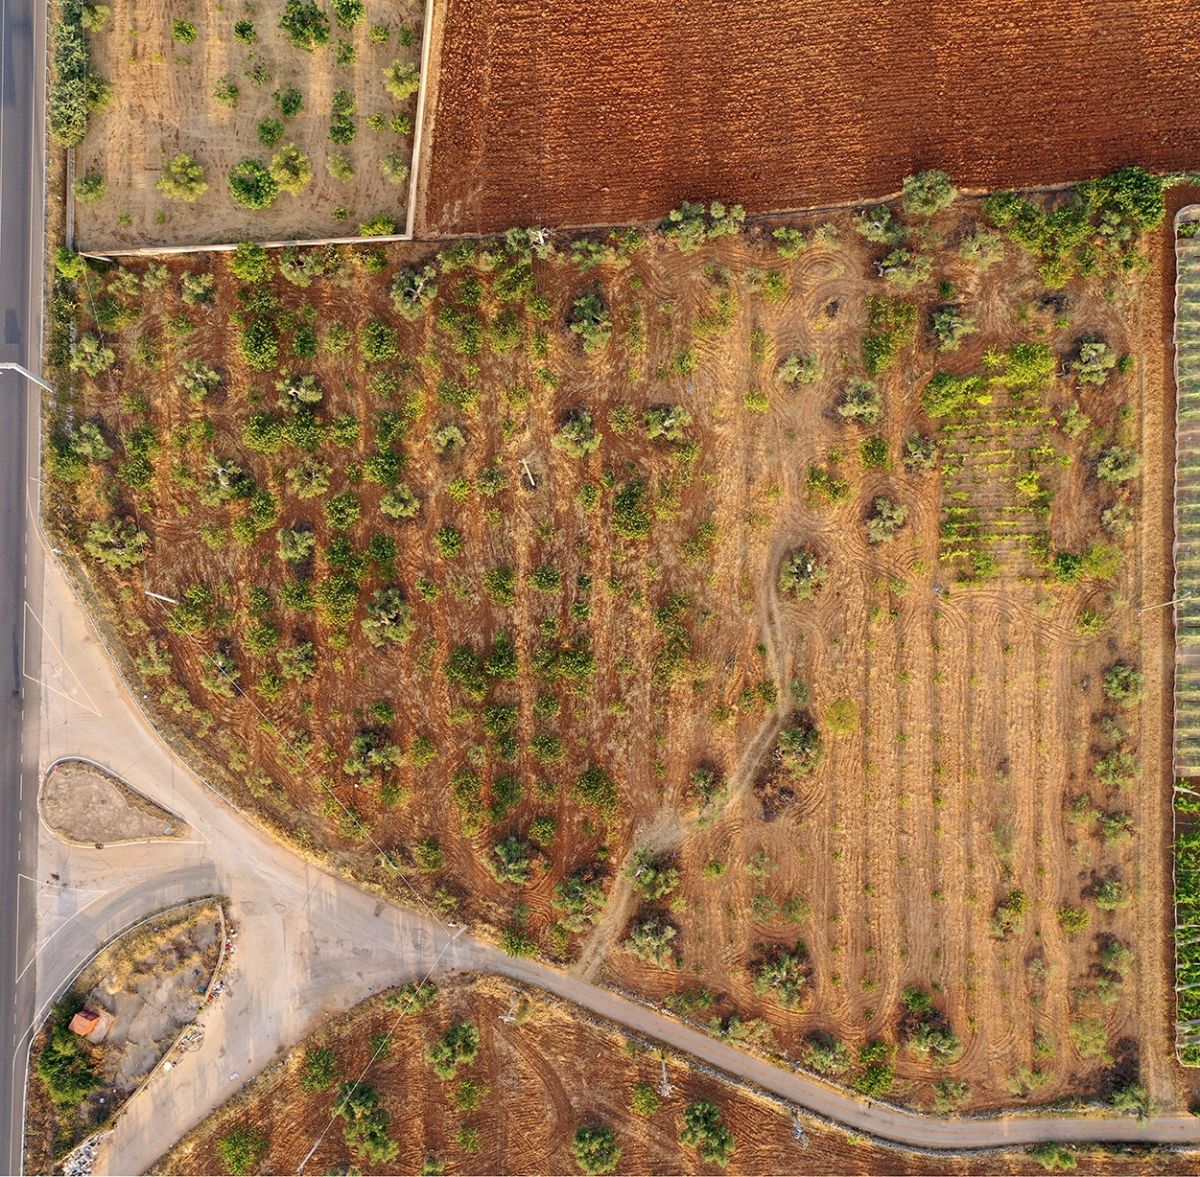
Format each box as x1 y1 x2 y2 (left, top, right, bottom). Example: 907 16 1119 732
901 169 957 217
777 714 822 776
156 152 207 200
837 377 882 424
866 497 908 544
679 1100 735 1167
383 59 420 101
269 144 313 195
568 289 612 354
1103 661 1142 704
571 1125 621 1175
778 548 828 600
228 159 278 210
279 0 331 50
217 1126 268 1175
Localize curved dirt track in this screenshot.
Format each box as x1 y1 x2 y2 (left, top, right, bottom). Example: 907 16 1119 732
424 0 1200 234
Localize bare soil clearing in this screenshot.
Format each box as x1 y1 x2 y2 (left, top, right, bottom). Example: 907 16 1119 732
49 186 1170 1116
24 900 225 1173
424 0 1200 235
149 974 1200 1176
76 0 424 249
40 758 189 845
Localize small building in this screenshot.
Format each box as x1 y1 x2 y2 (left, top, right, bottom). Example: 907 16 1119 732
68 1009 101 1036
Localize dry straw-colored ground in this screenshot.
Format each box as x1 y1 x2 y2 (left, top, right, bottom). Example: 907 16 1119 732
75 0 424 249
40 758 188 844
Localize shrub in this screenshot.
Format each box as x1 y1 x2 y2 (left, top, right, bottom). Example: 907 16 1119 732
327 153 354 180
1097 445 1142 484
171 18 197 43
233 18 256 43
778 352 822 385
778 548 828 600
269 144 313 195
630 1082 661 1116
324 491 361 530
383 59 420 101
1093 877 1128 911
212 75 239 107
901 169 957 216
1068 1016 1110 1061
256 117 284 147
1057 906 1089 934
1103 661 1142 704
381 150 410 184
279 0 331 50
333 0 365 27
489 835 534 885
553 411 600 457
360 318 398 362
300 1046 339 1092
228 159 277 209
156 152 207 200
863 295 917 375
217 1127 269 1175
230 242 272 283
1032 1144 1078 1172
575 764 618 816
931 303 977 352
802 1033 851 1075
853 1040 896 1096
866 497 908 544
777 714 821 775
568 289 612 354
922 371 988 418
572 1125 621 1175
837 377 881 424
36 998 100 1110
359 213 397 236
679 1100 735 1167
644 403 693 442
624 916 677 968
72 172 106 203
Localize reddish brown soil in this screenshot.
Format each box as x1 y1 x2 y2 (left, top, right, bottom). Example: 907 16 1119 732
422 0 1200 235
151 974 1200 1176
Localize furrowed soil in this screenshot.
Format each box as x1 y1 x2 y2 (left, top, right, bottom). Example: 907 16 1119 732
75 0 424 249
423 0 1200 235
51 193 1177 1116
151 974 1200 1176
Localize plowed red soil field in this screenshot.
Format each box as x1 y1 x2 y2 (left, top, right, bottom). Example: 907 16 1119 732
421 0 1200 235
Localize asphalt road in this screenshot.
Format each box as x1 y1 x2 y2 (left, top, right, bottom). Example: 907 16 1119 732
0 0 47 1171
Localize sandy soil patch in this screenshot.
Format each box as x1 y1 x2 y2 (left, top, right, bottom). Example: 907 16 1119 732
40 758 189 845
74 0 424 249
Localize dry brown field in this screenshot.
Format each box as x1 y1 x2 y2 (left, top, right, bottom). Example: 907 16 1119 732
74 0 424 249
421 0 1200 236
48 181 1186 1119
151 974 1200 1176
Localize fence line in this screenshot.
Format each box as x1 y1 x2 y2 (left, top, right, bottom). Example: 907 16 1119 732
1172 206 1200 1064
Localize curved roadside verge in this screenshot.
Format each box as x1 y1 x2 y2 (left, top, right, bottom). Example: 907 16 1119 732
23 898 230 1176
